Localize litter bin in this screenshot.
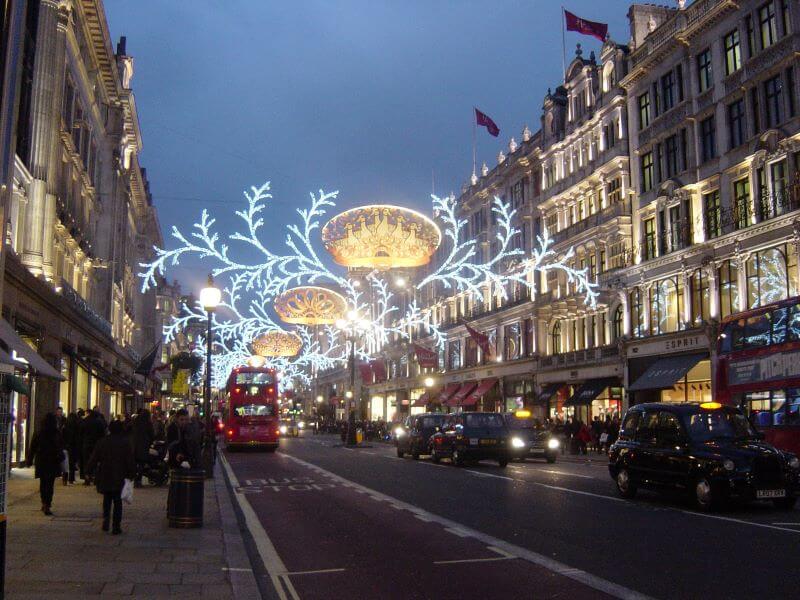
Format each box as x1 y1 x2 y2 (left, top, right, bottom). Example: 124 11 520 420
167 467 204 528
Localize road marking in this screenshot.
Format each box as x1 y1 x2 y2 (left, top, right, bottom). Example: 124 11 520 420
676 510 800 534
488 546 517 559
772 522 800 526
222 567 253 572
444 527 472 538
536 483 625 503
283 568 346 576
284 454 653 600
537 469 595 479
465 470 514 481
434 555 515 565
219 453 300 600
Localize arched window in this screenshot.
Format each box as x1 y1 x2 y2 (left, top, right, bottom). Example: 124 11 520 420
747 246 790 308
650 278 681 335
613 305 624 340
551 321 562 355
718 260 740 318
630 288 644 337
603 61 615 92
690 268 710 325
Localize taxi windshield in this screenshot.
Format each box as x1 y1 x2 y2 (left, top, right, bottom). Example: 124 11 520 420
505 416 536 430
683 409 757 442
465 414 505 428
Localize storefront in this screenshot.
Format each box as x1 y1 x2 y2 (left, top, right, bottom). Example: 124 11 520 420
409 388 427 415
626 331 712 406
504 379 533 413
369 394 385 421
563 378 623 423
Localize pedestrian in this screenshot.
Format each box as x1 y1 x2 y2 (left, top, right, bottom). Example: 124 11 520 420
62 411 81 484
167 409 199 468
87 420 136 535
80 408 106 485
55 406 66 431
576 420 591 455
27 413 64 516
131 408 154 486
152 410 166 442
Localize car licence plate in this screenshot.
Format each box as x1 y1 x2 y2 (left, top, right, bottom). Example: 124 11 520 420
479 439 497 446
756 489 786 499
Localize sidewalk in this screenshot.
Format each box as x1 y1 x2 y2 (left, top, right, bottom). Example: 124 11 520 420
5 462 260 599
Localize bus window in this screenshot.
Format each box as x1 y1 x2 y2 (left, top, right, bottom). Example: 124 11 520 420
788 305 800 341
234 403 275 418
771 307 789 345
235 372 274 385
741 314 771 348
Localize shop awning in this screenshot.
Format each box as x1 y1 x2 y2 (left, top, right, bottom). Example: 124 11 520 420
565 378 618 406
628 353 706 392
412 392 430 407
465 378 498 406
329 396 341 406
536 384 562 405
92 362 135 393
439 383 460 404
449 382 477 406
3 374 30 396
0 319 64 380
0 347 23 374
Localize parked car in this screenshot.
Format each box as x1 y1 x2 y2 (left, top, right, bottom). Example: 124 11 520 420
396 413 447 459
608 402 800 511
504 412 559 463
429 412 511 467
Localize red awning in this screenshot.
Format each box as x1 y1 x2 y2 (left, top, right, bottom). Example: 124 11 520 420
466 378 498 405
412 392 430 407
449 382 477 406
439 383 460 404
329 396 342 406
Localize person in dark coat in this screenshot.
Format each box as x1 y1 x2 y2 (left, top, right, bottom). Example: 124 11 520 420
62 412 81 484
167 409 199 468
27 413 64 515
131 408 154 486
87 420 136 534
80 408 106 485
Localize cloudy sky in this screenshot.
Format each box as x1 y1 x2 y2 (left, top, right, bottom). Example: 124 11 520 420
105 1 630 293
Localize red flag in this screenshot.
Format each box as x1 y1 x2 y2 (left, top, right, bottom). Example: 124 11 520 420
358 362 373 383
414 344 438 369
564 10 608 43
475 108 500 137
370 359 387 382
465 322 492 358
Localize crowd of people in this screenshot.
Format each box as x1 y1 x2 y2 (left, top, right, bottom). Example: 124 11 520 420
25 405 213 534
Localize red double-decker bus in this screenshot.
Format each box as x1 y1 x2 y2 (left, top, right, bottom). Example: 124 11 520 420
716 296 800 454
223 366 280 451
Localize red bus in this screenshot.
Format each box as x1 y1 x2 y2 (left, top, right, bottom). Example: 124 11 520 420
223 366 280 451
716 296 800 454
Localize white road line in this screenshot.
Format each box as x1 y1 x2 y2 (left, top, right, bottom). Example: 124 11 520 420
283 568 346 576
284 454 652 600
537 469 595 479
536 483 625 503
676 510 800 534
444 527 472 538
487 546 517 559
222 567 254 572
219 453 300 600
434 555 515 565
772 522 800 526
465 469 514 481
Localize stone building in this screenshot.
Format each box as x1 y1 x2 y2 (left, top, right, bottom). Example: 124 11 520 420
0 0 163 460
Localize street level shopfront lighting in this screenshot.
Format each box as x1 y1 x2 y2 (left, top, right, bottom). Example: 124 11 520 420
424 377 435 388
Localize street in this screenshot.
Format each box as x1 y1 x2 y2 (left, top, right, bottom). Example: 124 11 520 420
222 434 800 600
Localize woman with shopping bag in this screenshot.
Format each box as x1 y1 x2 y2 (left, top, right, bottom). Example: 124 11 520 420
87 420 136 534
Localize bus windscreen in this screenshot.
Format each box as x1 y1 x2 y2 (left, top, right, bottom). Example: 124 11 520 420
234 402 275 418
235 372 274 385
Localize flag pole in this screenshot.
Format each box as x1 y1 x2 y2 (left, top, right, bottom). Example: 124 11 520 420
561 6 567 84
472 107 477 178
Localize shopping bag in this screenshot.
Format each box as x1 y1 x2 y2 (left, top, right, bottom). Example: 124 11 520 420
599 433 609 444
121 478 134 505
61 450 69 474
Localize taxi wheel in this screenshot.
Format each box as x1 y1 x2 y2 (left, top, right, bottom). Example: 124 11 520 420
773 496 797 510
546 455 557 464
431 447 441 464
615 468 637 499
412 452 420 460
694 477 717 511
452 448 465 467
396 447 404 458
498 457 509 468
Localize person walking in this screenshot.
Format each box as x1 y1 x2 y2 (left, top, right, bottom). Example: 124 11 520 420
87 420 136 535
27 413 64 516
62 412 80 484
131 408 154 486
80 408 106 485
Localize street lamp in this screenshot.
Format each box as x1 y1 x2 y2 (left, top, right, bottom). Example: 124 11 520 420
336 311 370 446
424 376 435 388
200 274 220 478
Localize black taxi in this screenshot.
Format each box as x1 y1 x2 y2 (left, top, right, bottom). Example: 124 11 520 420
504 411 560 463
429 412 511 467
395 413 446 459
608 402 800 510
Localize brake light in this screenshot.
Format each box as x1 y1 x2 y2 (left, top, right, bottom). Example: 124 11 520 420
217 422 225 431
227 429 234 437
275 428 280 435
435 437 443 445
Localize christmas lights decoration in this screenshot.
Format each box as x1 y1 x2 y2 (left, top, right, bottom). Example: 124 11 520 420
141 181 599 390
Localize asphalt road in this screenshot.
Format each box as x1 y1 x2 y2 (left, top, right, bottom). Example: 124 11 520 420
222 433 800 600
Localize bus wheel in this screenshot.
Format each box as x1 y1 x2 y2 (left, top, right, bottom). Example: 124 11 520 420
266 446 277 453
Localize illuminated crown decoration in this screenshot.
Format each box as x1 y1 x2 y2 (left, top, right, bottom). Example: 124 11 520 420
321 205 441 269
252 331 302 358
274 286 347 325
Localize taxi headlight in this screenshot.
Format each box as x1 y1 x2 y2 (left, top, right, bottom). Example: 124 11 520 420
394 427 405 438
279 425 288 434
723 459 735 472
511 437 526 449
788 456 800 470
298 421 305 429
547 438 560 450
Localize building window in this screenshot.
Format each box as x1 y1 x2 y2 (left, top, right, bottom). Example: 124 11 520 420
727 98 746 149
551 321 562 355
511 179 525 208
759 2 777 49
613 305 624 340
630 288 645 337
607 177 622 203
760 159 790 219
733 177 751 230
782 0 791 35
643 217 656 260
697 48 713 92
704 191 721 239
664 134 679 178
641 151 654 192
747 246 792 308
764 75 783 128
661 71 676 112
690 269 710 325
718 260 740 318
448 339 462 370
724 29 742 75
700 116 716 162
650 278 681 335
746 16 756 58
638 92 651 129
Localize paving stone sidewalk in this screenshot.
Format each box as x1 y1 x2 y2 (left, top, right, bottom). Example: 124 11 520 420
5 461 260 599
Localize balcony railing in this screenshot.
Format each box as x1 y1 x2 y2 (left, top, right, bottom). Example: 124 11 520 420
552 200 631 245
539 344 619 368
759 188 800 223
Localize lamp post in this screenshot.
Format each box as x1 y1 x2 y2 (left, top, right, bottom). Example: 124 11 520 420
336 310 369 446
199 274 221 478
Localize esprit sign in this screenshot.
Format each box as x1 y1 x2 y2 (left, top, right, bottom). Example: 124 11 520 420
630 334 709 357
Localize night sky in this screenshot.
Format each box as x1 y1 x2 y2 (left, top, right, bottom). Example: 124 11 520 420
104 1 630 294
